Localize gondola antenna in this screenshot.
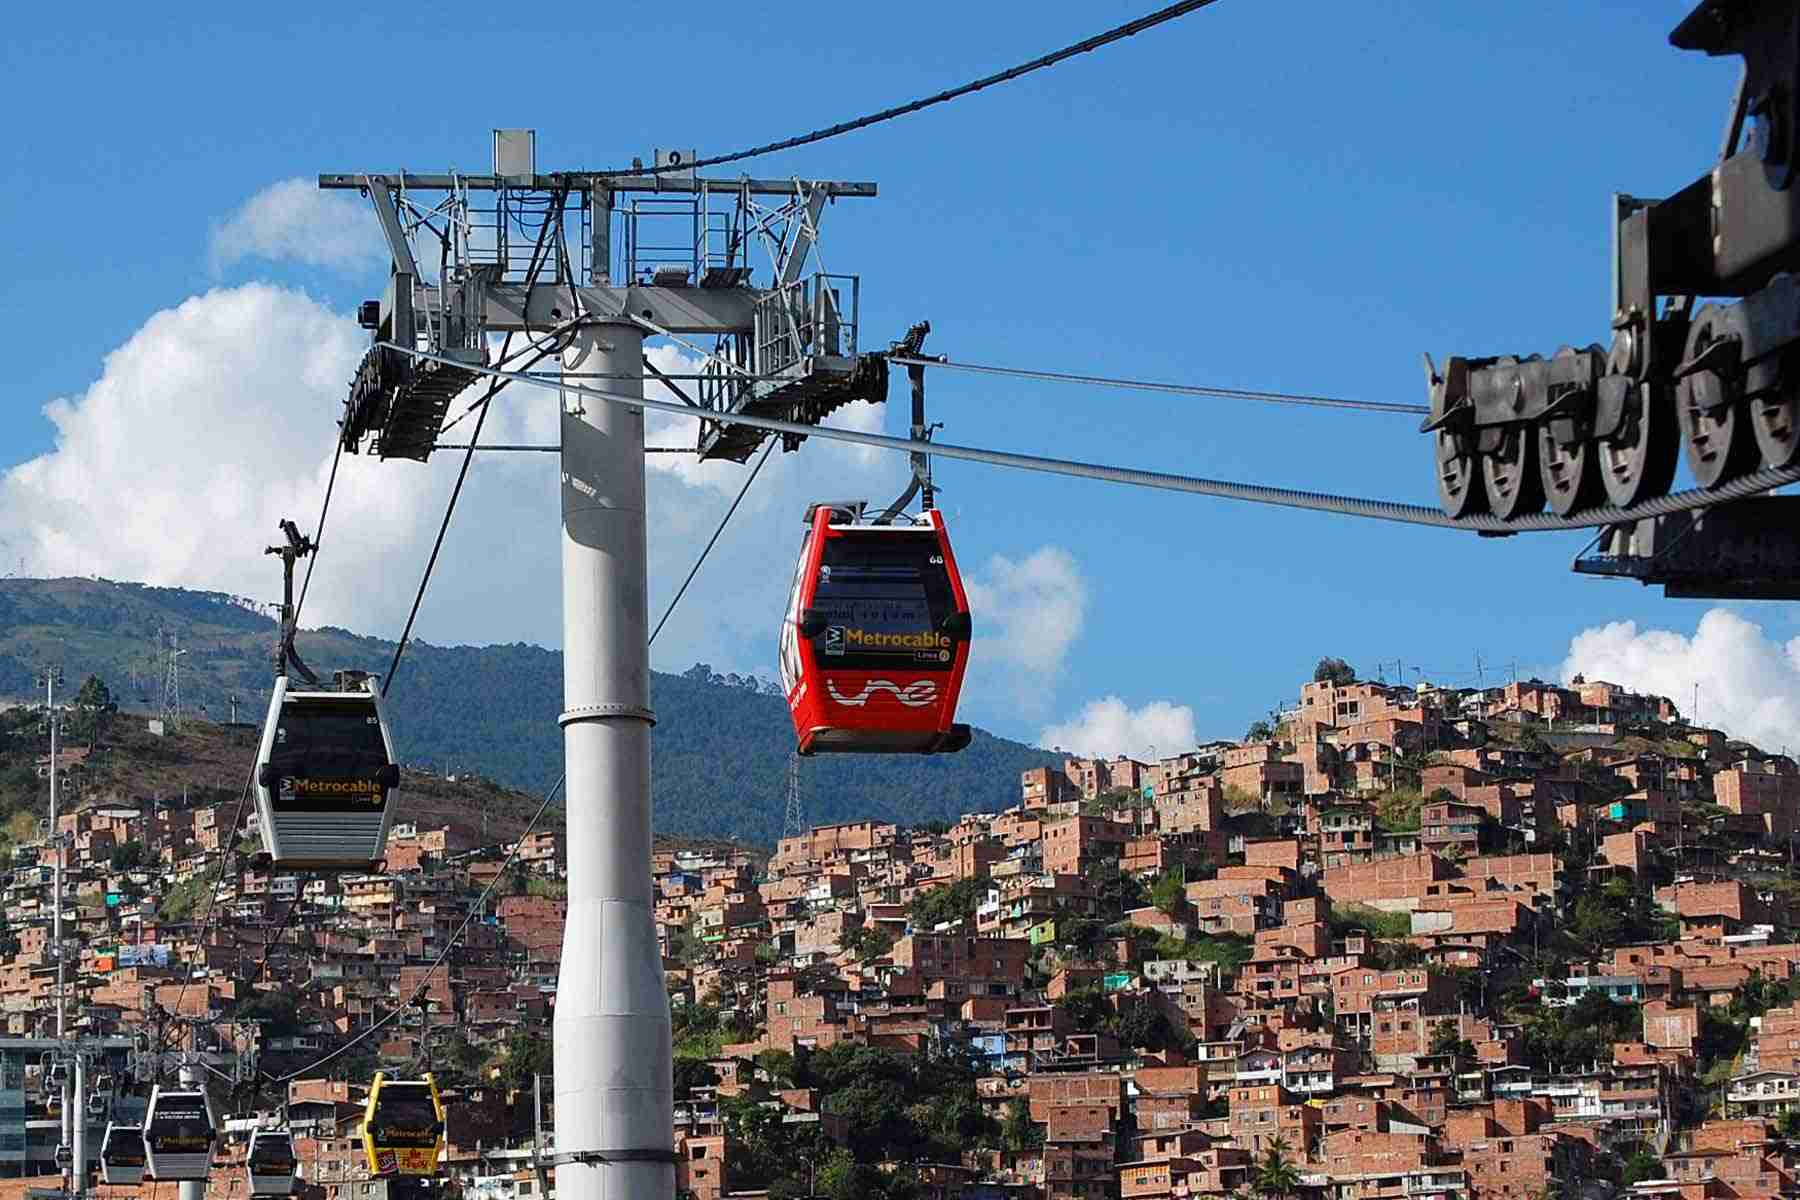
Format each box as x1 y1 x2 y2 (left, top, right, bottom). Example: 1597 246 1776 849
264 520 317 685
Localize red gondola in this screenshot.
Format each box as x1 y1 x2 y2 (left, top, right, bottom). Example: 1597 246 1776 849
779 502 972 755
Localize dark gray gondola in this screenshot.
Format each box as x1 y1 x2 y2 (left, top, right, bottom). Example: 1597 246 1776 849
142 1087 216 1181
99 1122 146 1186
247 1128 299 1195
254 675 399 868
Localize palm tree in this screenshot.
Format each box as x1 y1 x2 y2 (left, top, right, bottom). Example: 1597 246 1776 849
1255 1135 1301 1200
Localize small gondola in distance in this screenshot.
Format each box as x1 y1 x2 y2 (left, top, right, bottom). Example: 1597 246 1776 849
362 1072 445 1178
779 503 973 755
254 674 400 869
142 1087 216 1181
99 1122 147 1186
246 1127 300 1195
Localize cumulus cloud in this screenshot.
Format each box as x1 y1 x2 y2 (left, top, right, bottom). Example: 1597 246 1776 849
1561 608 1800 752
959 547 1086 717
0 284 559 647
209 179 386 273
0 284 904 682
1038 697 1198 761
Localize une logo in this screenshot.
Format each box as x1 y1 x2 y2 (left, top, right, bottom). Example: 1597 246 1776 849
827 679 937 708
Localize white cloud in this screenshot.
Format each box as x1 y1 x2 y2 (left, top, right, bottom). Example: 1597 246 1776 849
1561 608 1800 752
1038 696 1198 761
960 547 1086 717
209 179 386 273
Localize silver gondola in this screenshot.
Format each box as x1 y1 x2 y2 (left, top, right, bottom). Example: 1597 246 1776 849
142 1087 216 1181
99 1123 146 1186
254 673 400 868
246 1128 299 1195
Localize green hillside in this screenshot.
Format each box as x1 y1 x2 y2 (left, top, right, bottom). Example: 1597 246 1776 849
0 578 1056 845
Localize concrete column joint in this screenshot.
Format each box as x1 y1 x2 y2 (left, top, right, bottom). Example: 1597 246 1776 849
558 703 657 726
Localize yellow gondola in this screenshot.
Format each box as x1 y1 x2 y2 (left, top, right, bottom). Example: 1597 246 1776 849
362 1072 444 1177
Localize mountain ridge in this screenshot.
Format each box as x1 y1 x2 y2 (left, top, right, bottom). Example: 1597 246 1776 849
0 577 1057 844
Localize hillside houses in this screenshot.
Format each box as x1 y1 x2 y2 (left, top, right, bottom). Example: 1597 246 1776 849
4 665 1800 1199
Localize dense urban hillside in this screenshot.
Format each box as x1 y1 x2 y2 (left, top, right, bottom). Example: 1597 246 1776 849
0 577 1057 844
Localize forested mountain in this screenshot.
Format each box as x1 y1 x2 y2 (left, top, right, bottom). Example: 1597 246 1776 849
0 578 1056 844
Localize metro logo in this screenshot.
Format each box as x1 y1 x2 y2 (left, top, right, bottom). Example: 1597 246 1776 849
842 629 951 651
826 679 939 708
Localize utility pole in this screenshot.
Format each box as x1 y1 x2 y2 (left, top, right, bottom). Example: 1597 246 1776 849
40 667 70 1158
320 137 878 1200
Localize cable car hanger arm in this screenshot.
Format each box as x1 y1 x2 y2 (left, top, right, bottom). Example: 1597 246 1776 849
382 342 1800 533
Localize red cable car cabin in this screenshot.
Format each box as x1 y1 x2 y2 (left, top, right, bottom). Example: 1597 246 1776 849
780 503 973 755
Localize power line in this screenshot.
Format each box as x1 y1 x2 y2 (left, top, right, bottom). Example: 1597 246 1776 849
649 438 776 646
268 774 564 1084
393 343 1800 535
594 0 1224 178
888 354 1428 416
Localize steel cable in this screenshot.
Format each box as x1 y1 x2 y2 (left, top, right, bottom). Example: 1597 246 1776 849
888 354 1429 416
649 438 776 646
590 0 1223 178
267 775 564 1085
392 344 1800 534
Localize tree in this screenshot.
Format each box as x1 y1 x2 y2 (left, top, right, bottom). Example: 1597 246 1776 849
1621 1150 1665 1185
1001 1098 1042 1150
1313 657 1356 686
497 1028 553 1091
840 924 894 963
109 840 146 872
1254 1136 1301 1200
673 1057 719 1099
1149 871 1186 917
1245 719 1275 743
909 879 984 930
69 675 117 750
1429 1020 1476 1066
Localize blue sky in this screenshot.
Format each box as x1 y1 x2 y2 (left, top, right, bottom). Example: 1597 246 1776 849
7 0 1799 756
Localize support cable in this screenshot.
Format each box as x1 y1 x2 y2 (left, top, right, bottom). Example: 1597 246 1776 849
594 0 1224 177
888 354 1428 416
649 439 776 646
267 775 564 1084
156 761 257 1073
383 184 571 697
390 343 1800 535
293 441 343 626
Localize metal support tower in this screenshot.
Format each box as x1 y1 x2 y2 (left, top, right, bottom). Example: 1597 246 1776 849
322 134 878 1200
784 752 803 840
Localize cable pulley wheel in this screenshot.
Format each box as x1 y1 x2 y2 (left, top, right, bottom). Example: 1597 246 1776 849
1429 357 1486 519
1537 346 1603 516
1677 305 1757 488
1751 353 1800 469
1481 423 1545 520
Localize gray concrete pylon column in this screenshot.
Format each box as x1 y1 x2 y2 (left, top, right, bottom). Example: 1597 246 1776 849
553 320 673 1200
